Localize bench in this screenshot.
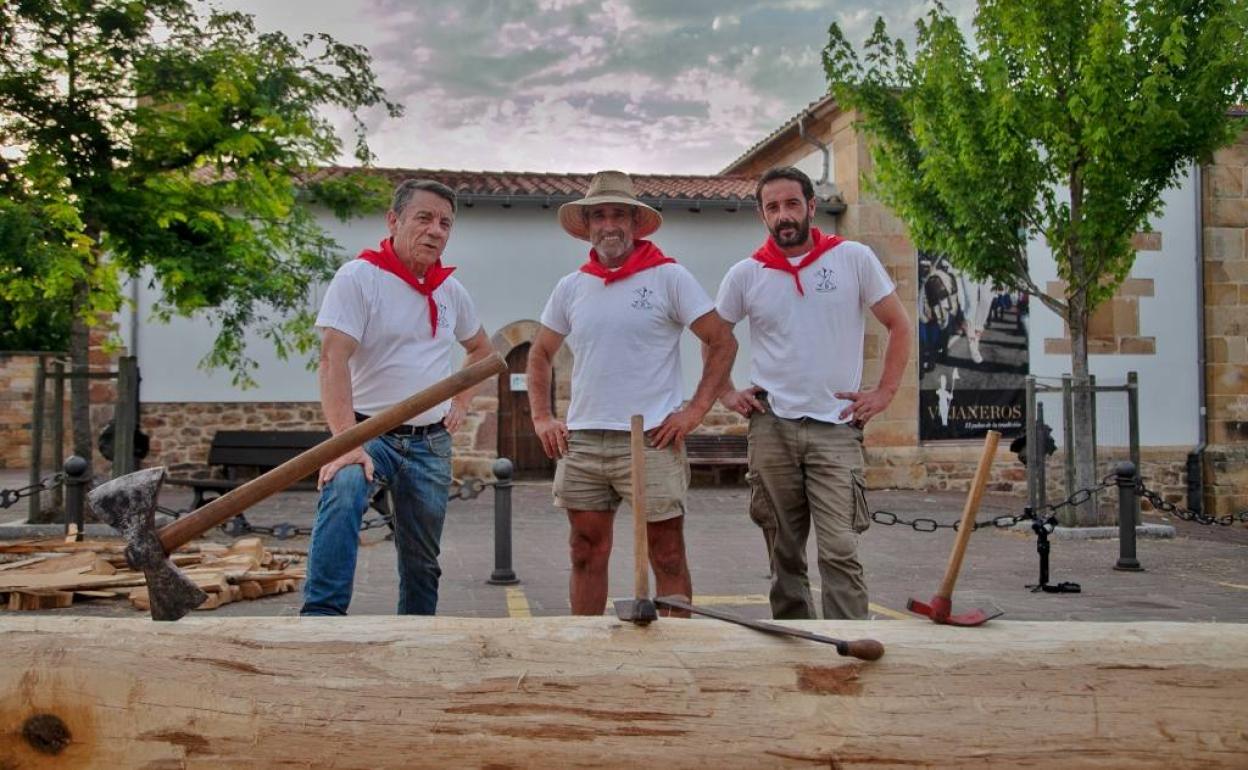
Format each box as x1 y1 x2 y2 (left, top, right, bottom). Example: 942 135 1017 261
685 433 748 484
166 431 391 524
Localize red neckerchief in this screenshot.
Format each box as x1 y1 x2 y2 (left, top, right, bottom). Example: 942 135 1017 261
751 227 844 295
358 238 455 337
579 240 675 284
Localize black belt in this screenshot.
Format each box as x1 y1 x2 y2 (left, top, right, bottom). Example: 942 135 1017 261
355 412 446 437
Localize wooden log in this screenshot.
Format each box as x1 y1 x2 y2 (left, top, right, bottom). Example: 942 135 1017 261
0 618 1245 768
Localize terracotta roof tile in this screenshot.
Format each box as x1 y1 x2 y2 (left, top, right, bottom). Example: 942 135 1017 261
311 166 760 204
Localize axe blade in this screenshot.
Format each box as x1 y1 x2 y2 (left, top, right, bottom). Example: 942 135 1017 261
89 467 206 621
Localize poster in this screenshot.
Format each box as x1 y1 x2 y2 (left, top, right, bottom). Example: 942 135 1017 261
917 253 1029 441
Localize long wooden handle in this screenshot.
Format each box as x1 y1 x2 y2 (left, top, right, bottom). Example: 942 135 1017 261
936 430 1000 600
157 353 507 552
630 415 650 601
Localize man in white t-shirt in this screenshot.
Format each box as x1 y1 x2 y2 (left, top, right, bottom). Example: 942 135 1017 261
527 170 737 616
716 166 912 620
301 179 493 616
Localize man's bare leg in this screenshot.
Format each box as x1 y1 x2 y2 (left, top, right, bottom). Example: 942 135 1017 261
647 516 692 617
568 508 614 615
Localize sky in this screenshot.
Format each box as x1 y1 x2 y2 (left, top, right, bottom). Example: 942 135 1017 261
219 0 973 175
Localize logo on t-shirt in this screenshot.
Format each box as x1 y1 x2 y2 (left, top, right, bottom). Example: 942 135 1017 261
631 287 655 310
815 267 837 293
436 301 450 328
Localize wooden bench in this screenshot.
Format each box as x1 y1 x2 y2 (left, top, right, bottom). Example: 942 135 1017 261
165 430 393 527
684 433 748 484
167 430 333 509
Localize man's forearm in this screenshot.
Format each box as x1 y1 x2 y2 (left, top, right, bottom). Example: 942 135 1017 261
690 335 737 413
526 350 555 421
876 322 912 396
452 344 493 409
319 360 356 436
701 341 736 398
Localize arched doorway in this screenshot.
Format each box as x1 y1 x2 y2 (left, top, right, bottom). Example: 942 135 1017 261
497 342 555 479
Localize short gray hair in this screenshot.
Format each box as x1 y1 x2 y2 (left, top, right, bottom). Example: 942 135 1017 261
392 178 457 216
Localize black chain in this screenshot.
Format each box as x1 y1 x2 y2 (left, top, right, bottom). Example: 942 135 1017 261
0 473 66 509
869 476 1116 534
1134 480 1248 527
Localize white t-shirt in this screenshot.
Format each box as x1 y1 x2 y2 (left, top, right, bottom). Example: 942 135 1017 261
316 259 482 426
716 240 895 423
540 263 715 431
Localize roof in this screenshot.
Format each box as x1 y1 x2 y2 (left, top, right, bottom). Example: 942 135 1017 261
310 166 761 209
720 94 839 175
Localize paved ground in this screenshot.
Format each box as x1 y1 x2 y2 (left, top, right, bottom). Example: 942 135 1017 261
7 469 1245 624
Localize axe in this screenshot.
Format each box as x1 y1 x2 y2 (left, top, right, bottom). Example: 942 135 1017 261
89 354 507 621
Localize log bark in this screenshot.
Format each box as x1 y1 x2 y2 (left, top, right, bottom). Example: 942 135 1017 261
1 617 1245 769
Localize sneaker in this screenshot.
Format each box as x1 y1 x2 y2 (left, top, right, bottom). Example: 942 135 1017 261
968 335 984 364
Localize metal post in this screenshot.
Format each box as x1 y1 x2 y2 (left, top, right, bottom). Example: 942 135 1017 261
28 356 47 523
1025 375 1038 511
1036 402 1048 509
112 356 138 478
487 457 519 585
1127 370 1141 525
51 361 65 511
1089 374 1098 481
63 455 90 542
1061 374 1075 501
1114 461 1143 571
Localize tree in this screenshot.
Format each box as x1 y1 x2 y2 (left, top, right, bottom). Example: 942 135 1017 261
0 0 398 471
823 0 1248 524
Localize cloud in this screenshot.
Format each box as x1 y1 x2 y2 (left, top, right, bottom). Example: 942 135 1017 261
217 0 975 174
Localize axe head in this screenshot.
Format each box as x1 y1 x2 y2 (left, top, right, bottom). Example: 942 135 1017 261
906 596 1003 627
89 467 207 621
613 598 658 625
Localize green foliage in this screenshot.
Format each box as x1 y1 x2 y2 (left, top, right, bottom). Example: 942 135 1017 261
823 0 1248 317
0 0 401 384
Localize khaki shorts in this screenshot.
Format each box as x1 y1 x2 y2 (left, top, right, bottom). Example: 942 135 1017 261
553 429 689 522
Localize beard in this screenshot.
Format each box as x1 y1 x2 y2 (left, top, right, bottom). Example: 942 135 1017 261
769 215 812 248
592 231 633 264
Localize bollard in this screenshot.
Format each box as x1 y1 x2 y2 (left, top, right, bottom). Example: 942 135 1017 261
63 455 90 542
487 457 519 585
1113 461 1143 572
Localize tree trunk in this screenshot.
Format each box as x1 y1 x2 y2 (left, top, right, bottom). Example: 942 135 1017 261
1 617 1245 768
1066 294 1105 525
68 278 93 470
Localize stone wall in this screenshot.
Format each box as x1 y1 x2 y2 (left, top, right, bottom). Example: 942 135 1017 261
1202 123 1248 517
0 352 70 471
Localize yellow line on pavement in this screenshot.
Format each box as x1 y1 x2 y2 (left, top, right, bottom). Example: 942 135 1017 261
868 603 911 621
694 594 911 621
695 594 769 606
1216 582 1248 591
506 586 531 618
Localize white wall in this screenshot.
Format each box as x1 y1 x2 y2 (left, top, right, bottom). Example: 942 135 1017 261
1028 164 1202 448
124 202 781 403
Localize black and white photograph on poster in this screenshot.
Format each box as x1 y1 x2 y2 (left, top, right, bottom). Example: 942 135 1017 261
918 253 1029 441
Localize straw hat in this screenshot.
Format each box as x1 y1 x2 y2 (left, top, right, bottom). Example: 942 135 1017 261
557 170 663 241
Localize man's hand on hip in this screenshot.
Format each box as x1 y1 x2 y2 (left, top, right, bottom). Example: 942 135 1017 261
318 446 374 490
533 415 569 459
719 386 766 418
443 401 468 434
834 387 895 426
651 404 707 450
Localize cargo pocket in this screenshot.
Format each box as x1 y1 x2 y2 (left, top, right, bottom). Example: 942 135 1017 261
850 468 871 534
745 470 778 533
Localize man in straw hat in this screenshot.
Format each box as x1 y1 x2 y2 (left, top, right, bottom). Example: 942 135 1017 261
715 166 911 621
526 170 738 616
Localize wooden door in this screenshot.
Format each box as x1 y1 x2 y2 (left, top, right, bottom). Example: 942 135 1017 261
497 343 555 478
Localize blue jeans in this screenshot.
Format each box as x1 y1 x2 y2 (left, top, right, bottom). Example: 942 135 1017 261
300 429 453 616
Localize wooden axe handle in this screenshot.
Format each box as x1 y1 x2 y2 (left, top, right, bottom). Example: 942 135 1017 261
157 353 507 553
936 430 1000 601
630 415 650 602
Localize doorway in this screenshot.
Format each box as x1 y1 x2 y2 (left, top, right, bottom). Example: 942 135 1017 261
497 342 555 479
